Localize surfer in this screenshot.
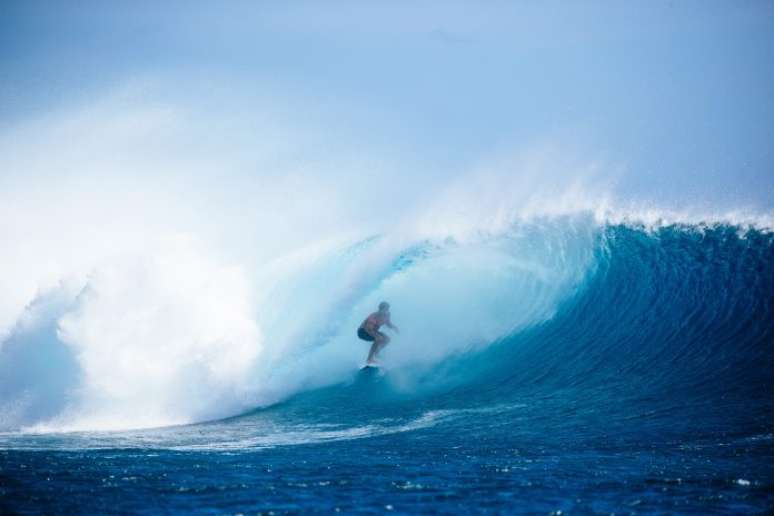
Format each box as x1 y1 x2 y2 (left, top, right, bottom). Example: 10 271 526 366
358 301 399 365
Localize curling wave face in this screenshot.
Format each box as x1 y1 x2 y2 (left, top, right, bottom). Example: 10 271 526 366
0 213 600 432
1 212 772 441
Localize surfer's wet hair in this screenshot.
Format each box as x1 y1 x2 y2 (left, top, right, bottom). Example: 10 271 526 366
379 301 390 311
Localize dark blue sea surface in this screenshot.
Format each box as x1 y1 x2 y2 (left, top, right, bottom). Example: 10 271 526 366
1 223 773 513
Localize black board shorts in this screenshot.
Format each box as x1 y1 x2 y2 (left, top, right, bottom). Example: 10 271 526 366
358 327 375 342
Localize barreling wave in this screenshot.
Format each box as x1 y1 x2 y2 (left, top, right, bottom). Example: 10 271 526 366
1 212 772 436
438 223 774 400
262 221 774 452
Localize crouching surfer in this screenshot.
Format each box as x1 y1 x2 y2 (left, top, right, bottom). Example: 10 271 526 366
358 301 399 365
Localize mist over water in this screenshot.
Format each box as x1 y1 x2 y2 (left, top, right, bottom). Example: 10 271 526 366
0 82 772 434
1 3 773 513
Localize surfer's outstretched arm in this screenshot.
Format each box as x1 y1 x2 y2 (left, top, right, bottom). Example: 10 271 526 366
386 316 399 333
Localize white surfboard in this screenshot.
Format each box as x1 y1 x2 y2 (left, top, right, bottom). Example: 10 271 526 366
360 363 386 375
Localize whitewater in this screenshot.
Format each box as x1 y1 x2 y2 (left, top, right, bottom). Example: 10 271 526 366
3 1 774 512
2 198 773 512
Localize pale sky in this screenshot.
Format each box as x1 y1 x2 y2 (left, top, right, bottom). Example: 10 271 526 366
2 0 773 209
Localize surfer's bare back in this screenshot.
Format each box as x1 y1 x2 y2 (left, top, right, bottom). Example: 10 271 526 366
357 301 399 365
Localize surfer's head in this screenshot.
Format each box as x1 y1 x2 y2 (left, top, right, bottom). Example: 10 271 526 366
378 301 390 312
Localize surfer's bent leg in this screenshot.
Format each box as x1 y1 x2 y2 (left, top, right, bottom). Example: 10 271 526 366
375 332 390 356
367 338 381 363
367 332 389 363
363 329 380 364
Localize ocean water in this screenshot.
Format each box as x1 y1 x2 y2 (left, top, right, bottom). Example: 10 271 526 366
1 219 773 513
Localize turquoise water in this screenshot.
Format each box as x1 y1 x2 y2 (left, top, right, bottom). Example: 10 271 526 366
1 223 773 513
